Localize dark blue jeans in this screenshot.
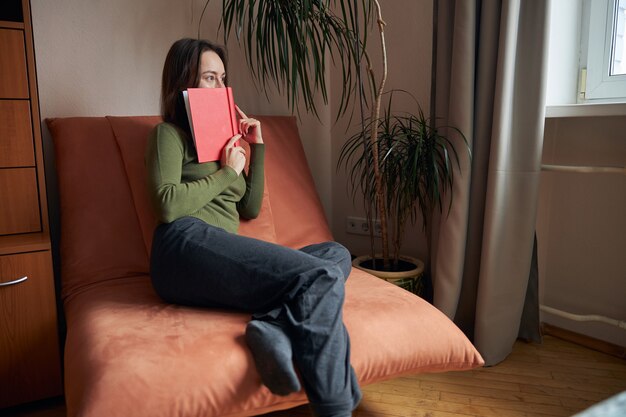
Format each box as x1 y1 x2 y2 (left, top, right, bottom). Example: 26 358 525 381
150 217 360 417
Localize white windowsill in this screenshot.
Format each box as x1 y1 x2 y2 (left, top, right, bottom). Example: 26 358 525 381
545 102 626 118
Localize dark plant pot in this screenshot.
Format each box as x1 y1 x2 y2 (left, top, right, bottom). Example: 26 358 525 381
352 255 425 296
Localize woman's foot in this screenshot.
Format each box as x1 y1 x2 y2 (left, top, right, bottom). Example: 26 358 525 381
245 320 301 396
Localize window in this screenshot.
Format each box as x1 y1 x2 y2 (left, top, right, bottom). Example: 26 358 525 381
584 0 626 101
611 0 626 74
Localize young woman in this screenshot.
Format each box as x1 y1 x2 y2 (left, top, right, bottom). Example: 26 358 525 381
145 38 361 417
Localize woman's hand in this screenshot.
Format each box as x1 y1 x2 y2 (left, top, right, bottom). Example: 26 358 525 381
236 105 263 144
221 134 246 175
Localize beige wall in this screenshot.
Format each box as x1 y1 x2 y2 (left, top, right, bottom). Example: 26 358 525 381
538 115 626 347
32 0 189 118
541 0 626 347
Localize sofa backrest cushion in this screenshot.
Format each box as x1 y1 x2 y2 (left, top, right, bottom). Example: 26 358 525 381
106 116 162 254
47 115 330 300
47 117 150 300
259 116 333 247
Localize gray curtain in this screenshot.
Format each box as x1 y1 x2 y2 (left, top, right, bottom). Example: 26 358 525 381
430 0 549 365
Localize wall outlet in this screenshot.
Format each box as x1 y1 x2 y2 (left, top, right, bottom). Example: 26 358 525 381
346 216 382 237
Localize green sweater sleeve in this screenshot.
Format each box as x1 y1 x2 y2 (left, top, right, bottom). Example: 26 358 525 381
145 123 239 223
238 143 265 219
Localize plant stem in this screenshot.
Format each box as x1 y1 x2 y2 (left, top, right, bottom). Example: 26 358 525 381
370 0 389 266
425 206 433 274
426 0 439 275
429 0 439 128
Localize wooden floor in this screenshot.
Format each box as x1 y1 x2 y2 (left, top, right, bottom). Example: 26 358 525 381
3 336 625 417
265 335 626 417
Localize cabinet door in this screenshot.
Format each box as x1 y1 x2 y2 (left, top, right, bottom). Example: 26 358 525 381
0 168 41 235
0 251 62 408
0 28 29 98
0 100 35 167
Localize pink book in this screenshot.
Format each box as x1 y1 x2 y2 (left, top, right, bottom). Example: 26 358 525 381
183 87 239 163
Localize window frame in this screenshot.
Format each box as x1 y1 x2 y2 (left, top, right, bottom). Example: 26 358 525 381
585 0 626 101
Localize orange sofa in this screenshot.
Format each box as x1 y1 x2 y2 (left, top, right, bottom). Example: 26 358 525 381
46 115 483 417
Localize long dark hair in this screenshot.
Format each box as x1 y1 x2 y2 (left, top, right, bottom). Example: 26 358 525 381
160 38 228 131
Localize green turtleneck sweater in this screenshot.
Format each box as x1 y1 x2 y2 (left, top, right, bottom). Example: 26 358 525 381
145 122 265 233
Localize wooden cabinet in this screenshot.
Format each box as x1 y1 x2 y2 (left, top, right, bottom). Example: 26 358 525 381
0 0 62 409
0 100 35 166
0 168 41 235
0 252 60 407
0 28 29 98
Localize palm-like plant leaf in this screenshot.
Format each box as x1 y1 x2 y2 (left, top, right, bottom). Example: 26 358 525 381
207 0 372 118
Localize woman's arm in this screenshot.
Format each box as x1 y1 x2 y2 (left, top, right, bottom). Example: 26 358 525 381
235 107 265 219
145 123 238 223
237 144 265 219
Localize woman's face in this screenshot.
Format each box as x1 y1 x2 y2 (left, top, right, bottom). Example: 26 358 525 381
197 50 226 88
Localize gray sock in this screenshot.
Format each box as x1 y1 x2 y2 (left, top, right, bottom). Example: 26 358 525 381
245 320 301 396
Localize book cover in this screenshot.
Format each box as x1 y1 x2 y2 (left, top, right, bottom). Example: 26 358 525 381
183 87 239 163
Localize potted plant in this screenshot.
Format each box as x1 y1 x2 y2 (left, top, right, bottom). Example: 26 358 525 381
339 91 468 296
205 0 469 296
